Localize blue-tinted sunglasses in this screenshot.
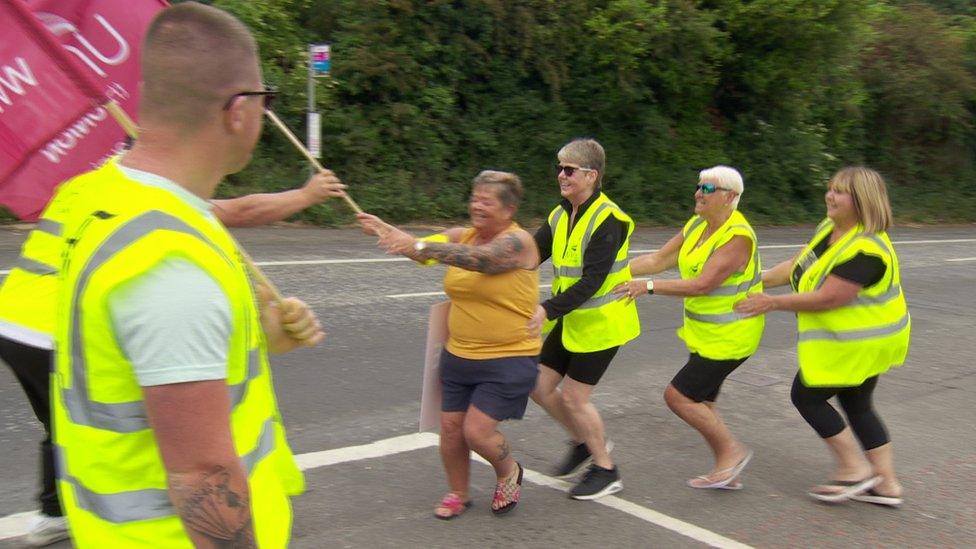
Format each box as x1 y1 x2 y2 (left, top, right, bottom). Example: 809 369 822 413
696 183 734 194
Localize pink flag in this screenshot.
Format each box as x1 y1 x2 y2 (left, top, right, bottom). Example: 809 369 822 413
0 0 167 221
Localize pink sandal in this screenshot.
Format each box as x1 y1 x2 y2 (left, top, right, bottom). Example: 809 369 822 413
491 462 523 515
434 492 471 520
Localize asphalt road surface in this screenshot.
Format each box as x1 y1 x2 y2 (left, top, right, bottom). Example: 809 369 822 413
1 222 973 548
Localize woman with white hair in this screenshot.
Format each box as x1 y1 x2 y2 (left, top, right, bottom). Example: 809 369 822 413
614 165 763 490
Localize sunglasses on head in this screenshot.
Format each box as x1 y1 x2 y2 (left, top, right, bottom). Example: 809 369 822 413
222 86 278 110
556 164 595 177
696 183 733 194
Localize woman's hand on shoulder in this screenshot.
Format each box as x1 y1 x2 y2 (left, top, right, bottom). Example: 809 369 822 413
613 280 648 302
734 292 775 316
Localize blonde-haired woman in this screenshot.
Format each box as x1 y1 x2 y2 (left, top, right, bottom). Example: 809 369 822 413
615 165 761 490
736 167 909 506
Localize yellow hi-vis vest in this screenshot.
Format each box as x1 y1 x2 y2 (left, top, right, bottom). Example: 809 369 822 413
792 219 910 387
548 193 640 352
677 210 764 360
0 162 126 349
0 218 59 349
52 163 303 548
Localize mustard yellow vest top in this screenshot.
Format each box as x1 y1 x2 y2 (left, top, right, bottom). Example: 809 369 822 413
443 224 541 359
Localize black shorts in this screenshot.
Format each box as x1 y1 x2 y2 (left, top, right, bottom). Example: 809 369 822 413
439 350 538 421
538 321 619 386
670 353 748 403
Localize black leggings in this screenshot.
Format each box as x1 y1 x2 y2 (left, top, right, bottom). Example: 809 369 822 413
790 373 889 451
0 336 61 516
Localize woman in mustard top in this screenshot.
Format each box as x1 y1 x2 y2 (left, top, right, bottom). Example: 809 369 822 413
357 171 540 519
737 167 909 506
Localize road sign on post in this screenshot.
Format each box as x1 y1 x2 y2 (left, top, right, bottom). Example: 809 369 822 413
310 43 331 77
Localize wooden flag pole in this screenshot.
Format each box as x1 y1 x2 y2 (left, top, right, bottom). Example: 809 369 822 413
103 101 285 304
263 109 364 214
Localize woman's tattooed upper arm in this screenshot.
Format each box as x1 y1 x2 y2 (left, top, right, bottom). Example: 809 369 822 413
423 233 525 273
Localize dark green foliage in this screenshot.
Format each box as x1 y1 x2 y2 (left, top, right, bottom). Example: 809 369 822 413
4 0 973 224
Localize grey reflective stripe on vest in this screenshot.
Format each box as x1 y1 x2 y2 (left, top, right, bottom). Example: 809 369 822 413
14 256 57 275
580 202 614 253
553 257 629 278
683 216 706 237
814 218 832 235
12 219 63 275
813 233 874 290
705 231 761 297
797 313 910 342
57 417 277 524
548 207 564 236
576 292 621 310
63 210 256 433
706 272 762 296
548 208 565 281
241 417 276 471
851 284 902 306
684 310 750 324
228 348 262 405
36 218 64 236
814 233 896 299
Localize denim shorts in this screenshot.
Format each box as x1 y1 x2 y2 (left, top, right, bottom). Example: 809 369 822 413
440 349 539 421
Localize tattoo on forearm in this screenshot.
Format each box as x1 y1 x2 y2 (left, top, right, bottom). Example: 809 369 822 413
497 440 511 462
171 467 255 548
423 233 525 273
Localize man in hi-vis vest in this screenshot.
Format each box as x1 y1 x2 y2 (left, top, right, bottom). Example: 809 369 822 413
0 107 345 549
527 138 640 500
51 3 325 547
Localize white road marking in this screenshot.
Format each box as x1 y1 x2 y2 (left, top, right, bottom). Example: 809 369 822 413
0 431 752 547
387 283 553 299
946 257 976 262
469 451 752 548
634 238 976 255
294 432 439 470
387 290 446 298
2 238 974 276
256 258 409 267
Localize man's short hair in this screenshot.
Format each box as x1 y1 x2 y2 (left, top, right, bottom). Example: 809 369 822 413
141 2 259 131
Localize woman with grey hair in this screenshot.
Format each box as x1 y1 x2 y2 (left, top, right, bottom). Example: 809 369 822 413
614 165 763 490
357 170 540 518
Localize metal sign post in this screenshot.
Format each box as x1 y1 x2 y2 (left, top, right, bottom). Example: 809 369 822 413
307 43 330 173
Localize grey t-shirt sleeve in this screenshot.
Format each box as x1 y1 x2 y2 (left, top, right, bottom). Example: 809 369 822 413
108 258 232 387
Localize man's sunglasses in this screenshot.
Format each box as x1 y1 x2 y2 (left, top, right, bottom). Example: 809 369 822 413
556 164 595 177
696 183 734 194
222 86 278 110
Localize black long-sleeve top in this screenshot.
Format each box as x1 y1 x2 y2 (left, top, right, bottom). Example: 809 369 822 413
534 193 626 320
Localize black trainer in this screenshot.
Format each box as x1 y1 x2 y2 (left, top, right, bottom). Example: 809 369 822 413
569 464 623 500
553 440 615 480
553 442 591 479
